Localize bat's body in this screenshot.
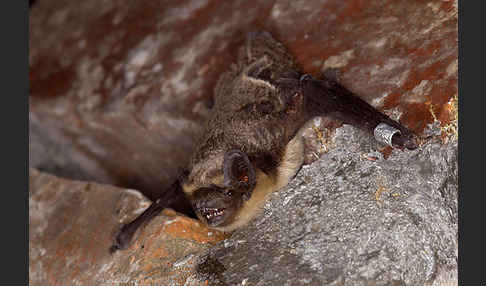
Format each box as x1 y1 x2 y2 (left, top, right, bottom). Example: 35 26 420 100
110 31 417 253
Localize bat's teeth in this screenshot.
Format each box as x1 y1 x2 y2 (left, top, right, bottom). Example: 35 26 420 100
202 208 225 221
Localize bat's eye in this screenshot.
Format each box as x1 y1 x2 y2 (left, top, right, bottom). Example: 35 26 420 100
239 175 249 183
223 190 234 197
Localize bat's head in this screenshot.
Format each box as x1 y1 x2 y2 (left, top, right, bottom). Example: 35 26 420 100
184 149 256 228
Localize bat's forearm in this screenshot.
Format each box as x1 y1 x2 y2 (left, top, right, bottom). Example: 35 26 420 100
301 75 417 149
110 179 185 253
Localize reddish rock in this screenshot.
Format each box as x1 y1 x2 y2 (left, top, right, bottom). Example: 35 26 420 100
29 168 227 286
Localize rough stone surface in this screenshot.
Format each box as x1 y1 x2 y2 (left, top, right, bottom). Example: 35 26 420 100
29 0 457 199
29 168 228 286
196 126 458 286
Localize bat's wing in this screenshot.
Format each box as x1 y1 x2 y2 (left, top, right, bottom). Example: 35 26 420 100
301 74 418 150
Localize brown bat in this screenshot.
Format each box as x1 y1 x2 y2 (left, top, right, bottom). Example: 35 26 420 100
110 31 417 253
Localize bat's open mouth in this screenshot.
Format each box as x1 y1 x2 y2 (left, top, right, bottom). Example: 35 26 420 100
200 207 226 225
202 207 225 220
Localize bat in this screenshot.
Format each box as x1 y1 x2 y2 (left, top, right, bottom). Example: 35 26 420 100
110 31 417 253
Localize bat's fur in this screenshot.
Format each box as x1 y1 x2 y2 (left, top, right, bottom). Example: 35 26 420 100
110 31 417 252
182 31 309 231
185 32 304 191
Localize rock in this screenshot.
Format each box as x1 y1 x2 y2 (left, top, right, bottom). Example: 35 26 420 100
29 0 458 199
29 168 228 286
196 125 458 286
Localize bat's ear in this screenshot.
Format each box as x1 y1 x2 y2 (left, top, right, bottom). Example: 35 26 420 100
223 149 256 193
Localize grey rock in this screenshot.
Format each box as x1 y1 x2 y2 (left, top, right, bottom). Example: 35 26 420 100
197 125 458 286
